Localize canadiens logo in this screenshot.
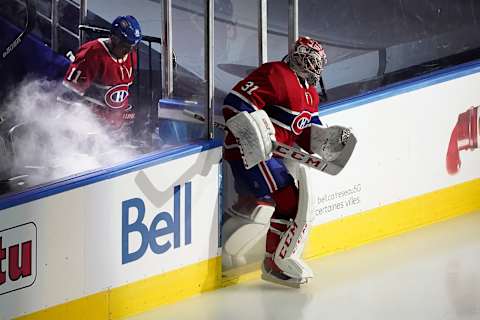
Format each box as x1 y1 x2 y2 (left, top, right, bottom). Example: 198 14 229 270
291 111 312 135
105 84 130 109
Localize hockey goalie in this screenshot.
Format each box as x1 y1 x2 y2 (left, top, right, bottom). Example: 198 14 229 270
221 36 355 287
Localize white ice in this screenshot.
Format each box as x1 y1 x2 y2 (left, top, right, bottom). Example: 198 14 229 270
128 211 480 320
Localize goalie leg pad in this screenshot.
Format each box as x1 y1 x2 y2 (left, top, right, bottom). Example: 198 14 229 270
272 165 315 280
265 183 299 255
225 110 276 169
261 255 307 288
222 199 275 268
262 218 309 288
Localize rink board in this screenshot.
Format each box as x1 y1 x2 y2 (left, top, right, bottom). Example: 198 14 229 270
1 61 480 319
0 144 223 320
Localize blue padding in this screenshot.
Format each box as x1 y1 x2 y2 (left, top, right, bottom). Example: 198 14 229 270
157 119 206 144
0 17 70 83
223 93 256 112
319 59 480 116
0 140 222 211
157 98 223 144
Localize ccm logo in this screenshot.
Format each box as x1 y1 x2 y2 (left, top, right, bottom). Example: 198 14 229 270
122 183 192 264
0 222 37 295
274 145 327 169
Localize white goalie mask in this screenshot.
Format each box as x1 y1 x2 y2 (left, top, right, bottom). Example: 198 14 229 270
288 36 327 85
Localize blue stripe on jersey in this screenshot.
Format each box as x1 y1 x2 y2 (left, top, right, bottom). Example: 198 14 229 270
263 105 295 127
223 92 256 113
264 105 321 129
311 114 323 126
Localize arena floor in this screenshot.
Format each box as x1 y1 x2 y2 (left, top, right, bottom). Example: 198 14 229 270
128 211 480 320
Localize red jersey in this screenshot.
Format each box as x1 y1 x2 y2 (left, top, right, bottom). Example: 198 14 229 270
63 38 137 112
223 61 323 161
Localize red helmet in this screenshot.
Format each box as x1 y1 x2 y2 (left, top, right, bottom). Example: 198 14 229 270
288 36 327 85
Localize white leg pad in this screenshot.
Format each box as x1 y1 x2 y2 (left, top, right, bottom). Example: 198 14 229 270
222 204 275 269
273 165 315 279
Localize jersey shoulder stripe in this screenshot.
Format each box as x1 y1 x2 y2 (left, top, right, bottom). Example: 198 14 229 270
264 105 296 127
264 105 319 131
310 114 323 126
223 91 258 113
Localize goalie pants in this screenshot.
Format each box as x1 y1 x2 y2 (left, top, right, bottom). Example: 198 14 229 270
227 158 299 257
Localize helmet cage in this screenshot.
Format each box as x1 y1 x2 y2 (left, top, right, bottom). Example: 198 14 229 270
289 37 327 85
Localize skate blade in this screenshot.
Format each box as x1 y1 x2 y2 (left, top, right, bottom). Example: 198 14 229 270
261 272 305 289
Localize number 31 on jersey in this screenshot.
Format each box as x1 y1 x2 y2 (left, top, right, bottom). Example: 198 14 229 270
241 81 259 95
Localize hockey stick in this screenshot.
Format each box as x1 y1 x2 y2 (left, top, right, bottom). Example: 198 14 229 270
182 110 355 175
1 0 37 60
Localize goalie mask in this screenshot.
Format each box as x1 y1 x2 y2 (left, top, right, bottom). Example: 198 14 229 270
288 36 327 85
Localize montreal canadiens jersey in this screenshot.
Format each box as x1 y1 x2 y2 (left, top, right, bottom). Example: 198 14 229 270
63 38 137 112
223 61 323 161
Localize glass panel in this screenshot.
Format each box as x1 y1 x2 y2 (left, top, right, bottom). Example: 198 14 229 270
58 0 79 36
215 0 259 106
219 0 263 277
0 0 167 196
3 0 480 199
267 0 289 62
57 25 78 55
0 0 29 30
81 0 164 148
0 0 52 20
172 0 206 101
36 0 52 17
155 0 209 144
297 0 480 104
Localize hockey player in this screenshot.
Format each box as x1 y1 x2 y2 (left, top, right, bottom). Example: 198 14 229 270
446 106 479 174
222 36 330 287
62 15 142 130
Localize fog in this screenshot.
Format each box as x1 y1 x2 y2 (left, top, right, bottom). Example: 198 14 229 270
3 79 140 185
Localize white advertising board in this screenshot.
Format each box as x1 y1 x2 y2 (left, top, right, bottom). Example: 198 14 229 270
310 71 480 225
0 147 222 319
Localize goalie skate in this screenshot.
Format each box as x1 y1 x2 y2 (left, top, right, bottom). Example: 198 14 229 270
261 257 307 289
